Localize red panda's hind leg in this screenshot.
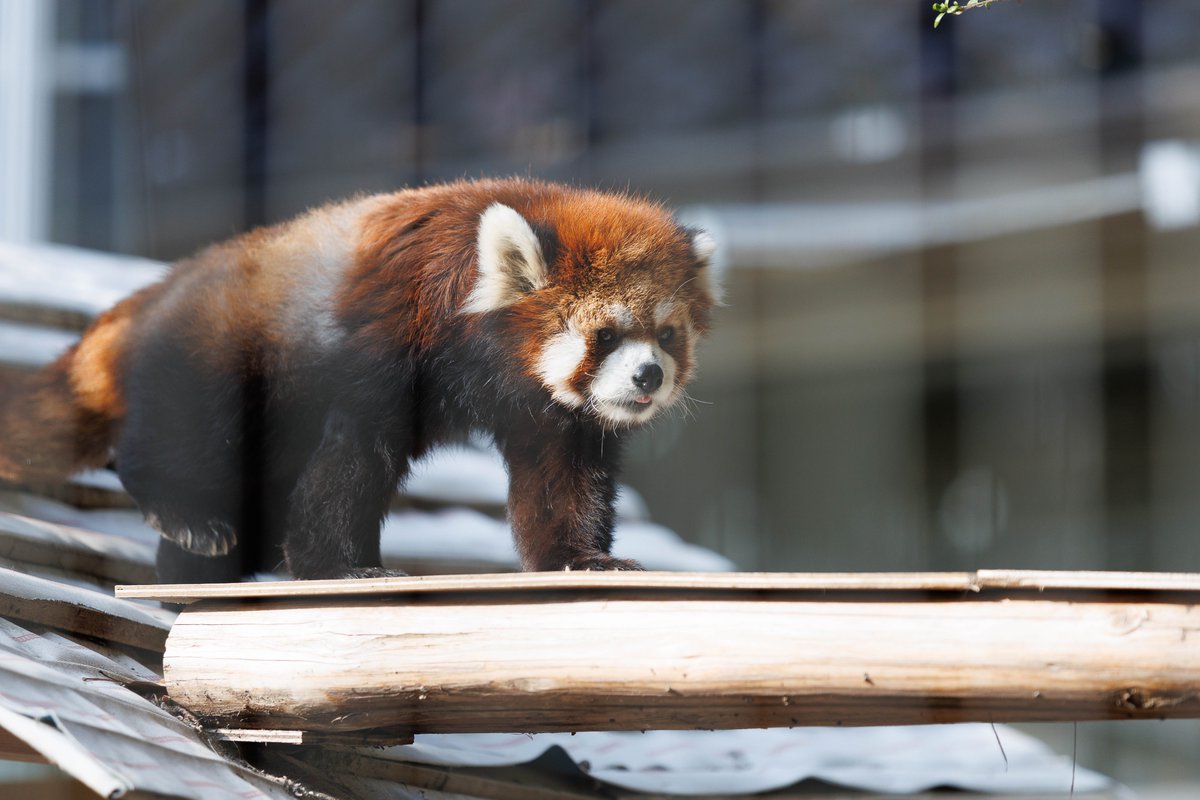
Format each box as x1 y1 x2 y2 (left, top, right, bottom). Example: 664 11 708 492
144 506 237 557
115 334 285 582
118 410 250 583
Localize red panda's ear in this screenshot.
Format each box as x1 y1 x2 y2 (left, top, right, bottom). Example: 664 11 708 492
462 204 549 314
690 228 725 306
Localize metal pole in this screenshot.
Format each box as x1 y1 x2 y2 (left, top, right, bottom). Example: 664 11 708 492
0 0 54 242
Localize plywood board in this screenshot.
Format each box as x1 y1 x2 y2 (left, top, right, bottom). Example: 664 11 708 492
0 566 171 652
117 569 1200 604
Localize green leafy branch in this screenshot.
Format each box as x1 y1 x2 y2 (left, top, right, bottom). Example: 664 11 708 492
932 0 1010 28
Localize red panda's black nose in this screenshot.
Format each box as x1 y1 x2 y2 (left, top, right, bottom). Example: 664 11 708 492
632 363 664 393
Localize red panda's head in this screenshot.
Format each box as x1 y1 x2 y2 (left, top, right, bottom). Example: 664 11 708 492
462 191 719 427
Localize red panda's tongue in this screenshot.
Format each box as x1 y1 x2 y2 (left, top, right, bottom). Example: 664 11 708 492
634 395 653 405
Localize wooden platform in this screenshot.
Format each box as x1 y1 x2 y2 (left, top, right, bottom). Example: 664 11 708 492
115 570 1200 740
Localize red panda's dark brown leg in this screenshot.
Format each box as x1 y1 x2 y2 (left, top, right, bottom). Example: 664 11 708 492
498 420 643 572
282 406 405 579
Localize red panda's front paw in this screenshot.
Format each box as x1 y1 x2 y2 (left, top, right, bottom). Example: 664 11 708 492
563 553 645 572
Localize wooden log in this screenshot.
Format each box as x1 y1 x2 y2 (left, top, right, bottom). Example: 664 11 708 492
146 571 1200 735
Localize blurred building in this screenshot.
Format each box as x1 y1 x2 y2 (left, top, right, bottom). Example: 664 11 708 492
2 0 1200 794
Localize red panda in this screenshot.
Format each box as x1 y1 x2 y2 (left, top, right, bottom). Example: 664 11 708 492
0 178 719 582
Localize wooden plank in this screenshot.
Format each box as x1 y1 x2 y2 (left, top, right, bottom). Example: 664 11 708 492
117 570 979 603
0 726 45 763
976 569 1200 592
0 566 171 653
50 470 137 511
0 319 77 369
163 591 1200 735
0 300 92 331
0 470 137 511
0 240 164 319
117 568 1200 604
0 511 155 585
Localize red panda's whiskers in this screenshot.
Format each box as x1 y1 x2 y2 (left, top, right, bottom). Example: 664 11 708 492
668 274 701 305
680 389 713 406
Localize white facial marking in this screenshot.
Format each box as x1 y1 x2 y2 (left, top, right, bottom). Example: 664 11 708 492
654 300 676 327
589 338 678 425
463 203 548 314
537 327 587 408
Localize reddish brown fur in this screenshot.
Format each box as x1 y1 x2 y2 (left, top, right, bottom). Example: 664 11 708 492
0 178 714 578
346 179 709 379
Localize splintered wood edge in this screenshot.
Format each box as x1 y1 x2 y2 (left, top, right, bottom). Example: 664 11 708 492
114 569 1200 604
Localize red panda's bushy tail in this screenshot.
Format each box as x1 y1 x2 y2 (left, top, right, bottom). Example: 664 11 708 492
0 309 133 487
0 349 115 486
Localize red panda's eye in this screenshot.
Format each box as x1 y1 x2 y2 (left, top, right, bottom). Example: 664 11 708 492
597 328 617 345
657 326 675 345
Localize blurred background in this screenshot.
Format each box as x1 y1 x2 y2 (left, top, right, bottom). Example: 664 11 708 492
1 0 1199 795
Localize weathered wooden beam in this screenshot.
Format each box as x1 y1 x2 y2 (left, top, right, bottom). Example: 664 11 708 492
0 511 155 585
1 566 171 653
115 569 1200 605
121 571 1200 736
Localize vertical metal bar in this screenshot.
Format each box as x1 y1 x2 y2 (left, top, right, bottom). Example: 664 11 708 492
1097 0 1150 568
746 0 768 570
75 0 118 251
411 0 426 184
917 8 961 568
238 0 272 576
242 0 270 229
576 0 598 182
0 0 54 242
